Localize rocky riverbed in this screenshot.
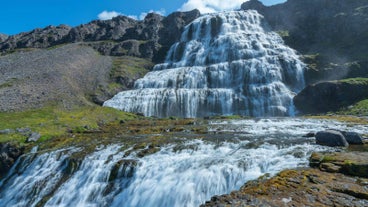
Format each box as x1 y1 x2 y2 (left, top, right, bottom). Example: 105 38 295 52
203 147 368 207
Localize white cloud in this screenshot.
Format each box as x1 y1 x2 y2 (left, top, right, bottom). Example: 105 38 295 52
139 9 166 20
98 11 122 20
179 0 247 13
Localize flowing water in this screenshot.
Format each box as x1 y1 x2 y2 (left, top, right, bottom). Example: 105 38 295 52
1 118 367 207
104 10 305 117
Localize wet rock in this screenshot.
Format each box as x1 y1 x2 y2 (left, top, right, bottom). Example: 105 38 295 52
315 130 349 147
303 132 315 137
0 143 24 177
26 132 41 142
109 159 137 181
341 131 364 145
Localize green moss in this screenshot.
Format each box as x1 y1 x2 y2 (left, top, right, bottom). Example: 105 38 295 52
276 30 289 38
0 106 138 144
338 99 368 116
337 78 368 85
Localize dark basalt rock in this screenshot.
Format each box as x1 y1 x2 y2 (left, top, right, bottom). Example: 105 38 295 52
340 131 364 145
294 79 368 114
0 143 24 177
315 130 349 147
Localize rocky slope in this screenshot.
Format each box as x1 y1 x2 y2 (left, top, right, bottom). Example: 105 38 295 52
242 0 368 84
0 10 200 63
0 10 199 112
0 44 113 111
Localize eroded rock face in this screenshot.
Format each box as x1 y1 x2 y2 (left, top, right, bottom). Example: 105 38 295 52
0 10 200 63
294 80 368 114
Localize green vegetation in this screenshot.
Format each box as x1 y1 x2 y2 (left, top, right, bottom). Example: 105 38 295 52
337 77 368 85
276 30 289 38
111 56 153 80
0 106 138 144
339 99 368 116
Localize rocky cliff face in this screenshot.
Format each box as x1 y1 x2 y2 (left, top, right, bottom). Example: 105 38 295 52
0 10 200 63
242 0 368 84
294 78 368 114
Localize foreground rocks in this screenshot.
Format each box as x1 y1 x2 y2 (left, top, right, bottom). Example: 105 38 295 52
315 130 349 147
203 151 368 206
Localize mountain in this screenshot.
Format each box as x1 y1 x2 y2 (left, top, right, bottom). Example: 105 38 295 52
0 10 200 63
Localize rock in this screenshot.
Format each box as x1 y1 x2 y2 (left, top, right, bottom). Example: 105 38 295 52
310 152 368 178
0 33 8 42
26 132 41 142
203 168 368 206
320 162 341 173
0 10 200 64
315 130 349 147
0 143 24 177
294 79 368 114
340 131 364 145
303 132 315 137
0 129 14 134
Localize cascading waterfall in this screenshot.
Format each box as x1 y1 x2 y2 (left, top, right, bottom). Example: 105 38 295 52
1 119 367 207
104 10 305 117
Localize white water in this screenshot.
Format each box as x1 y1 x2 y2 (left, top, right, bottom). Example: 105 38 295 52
1 119 366 207
104 10 305 118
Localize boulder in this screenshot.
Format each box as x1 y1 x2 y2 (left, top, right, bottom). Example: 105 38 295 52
26 132 41 142
340 131 364 145
315 130 349 147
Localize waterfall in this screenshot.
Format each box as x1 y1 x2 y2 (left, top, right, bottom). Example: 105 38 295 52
103 10 305 118
2 118 366 207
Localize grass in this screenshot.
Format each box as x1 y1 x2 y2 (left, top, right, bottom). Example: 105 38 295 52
337 78 368 85
338 99 368 116
111 56 153 80
0 106 138 144
305 114 368 124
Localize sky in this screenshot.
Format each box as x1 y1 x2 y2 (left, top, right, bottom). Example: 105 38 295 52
0 0 286 35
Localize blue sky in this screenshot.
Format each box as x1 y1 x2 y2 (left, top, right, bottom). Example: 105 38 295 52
1 0 286 35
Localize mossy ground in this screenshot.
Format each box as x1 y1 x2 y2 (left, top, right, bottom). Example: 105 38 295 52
0 105 138 145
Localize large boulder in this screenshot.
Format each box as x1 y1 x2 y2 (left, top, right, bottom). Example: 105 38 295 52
315 130 349 147
294 79 368 114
